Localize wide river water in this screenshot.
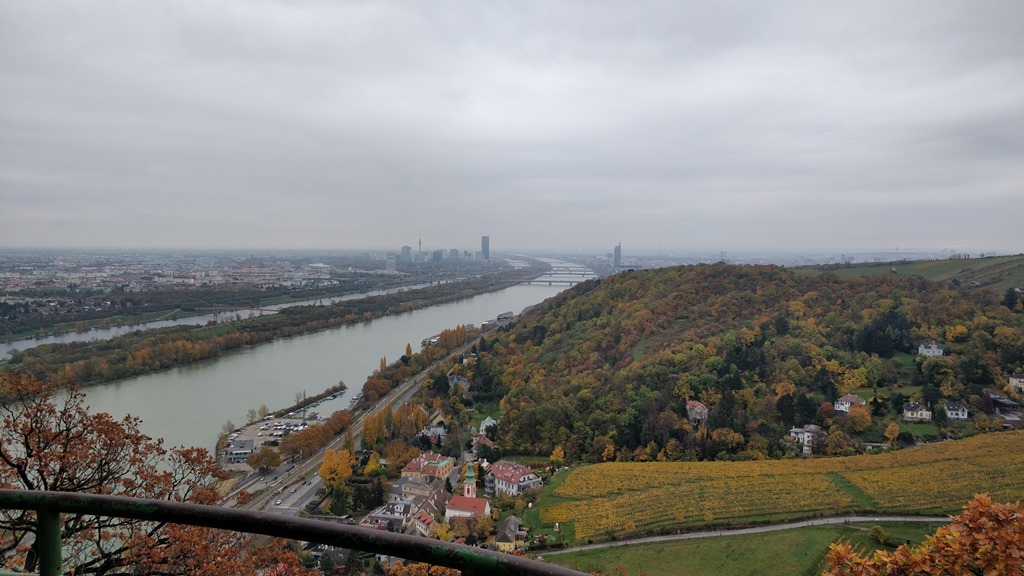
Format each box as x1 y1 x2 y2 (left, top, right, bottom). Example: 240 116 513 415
79 264 591 451
0 282 436 358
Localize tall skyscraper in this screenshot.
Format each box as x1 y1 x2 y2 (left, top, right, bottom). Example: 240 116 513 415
481 236 490 261
614 243 622 268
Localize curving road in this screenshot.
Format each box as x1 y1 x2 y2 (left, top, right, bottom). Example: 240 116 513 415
544 515 951 555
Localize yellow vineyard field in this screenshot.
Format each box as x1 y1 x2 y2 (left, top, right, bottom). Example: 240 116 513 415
541 431 1024 542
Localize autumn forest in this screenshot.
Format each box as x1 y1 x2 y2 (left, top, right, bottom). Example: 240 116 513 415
469 265 1024 462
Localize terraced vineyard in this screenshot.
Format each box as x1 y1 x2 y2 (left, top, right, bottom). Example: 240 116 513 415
540 431 1024 542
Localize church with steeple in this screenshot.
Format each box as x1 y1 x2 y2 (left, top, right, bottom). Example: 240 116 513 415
443 458 490 522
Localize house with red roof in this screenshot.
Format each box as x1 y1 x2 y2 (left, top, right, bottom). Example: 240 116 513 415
484 460 542 498
401 451 454 481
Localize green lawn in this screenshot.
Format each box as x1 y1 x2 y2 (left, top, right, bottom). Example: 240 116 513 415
545 522 943 576
524 468 576 545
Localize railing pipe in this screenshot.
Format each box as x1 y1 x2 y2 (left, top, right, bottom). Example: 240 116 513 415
0 490 585 576
36 508 62 576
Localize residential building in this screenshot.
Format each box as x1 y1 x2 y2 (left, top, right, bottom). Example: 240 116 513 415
788 424 825 455
359 500 413 532
401 451 454 481
918 342 944 357
944 402 969 420
415 424 448 446
479 416 499 436
485 460 542 497
686 400 708 427
472 434 495 452
495 515 526 553
835 394 867 413
481 236 490 261
986 392 1023 415
903 402 932 422
1010 373 1024 394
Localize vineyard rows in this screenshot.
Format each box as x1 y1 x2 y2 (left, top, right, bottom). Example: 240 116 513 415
543 431 1024 542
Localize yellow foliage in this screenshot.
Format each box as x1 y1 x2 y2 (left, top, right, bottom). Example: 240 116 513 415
542 432 1024 542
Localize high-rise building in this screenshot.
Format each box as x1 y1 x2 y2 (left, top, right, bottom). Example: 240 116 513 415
481 236 490 261
614 243 622 268
400 245 412 262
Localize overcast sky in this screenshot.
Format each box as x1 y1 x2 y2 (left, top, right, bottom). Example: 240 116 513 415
1 1 1021 255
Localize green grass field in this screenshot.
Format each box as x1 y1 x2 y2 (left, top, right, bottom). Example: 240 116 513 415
796 254 1024 294
545 522 943 576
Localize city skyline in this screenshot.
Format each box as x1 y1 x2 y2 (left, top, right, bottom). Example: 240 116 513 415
1 2 1022 254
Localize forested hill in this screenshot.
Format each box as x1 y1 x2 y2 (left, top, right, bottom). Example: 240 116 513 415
473 265 1024 462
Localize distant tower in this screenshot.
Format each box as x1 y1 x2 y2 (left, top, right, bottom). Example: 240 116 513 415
418 237 422 259
614 243 622 268
463 460 477 498
481 236 490 261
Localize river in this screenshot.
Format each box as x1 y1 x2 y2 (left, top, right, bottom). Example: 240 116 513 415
0 282 437 358
80 262 595 451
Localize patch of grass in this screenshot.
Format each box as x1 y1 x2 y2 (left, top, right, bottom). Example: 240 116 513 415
826 473 877 509
472 404 502 429
524 468 576 543
545 522 941 576
632 338 648 362
899 421 940 438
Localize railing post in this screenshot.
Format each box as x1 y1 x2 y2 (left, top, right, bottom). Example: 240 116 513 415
37 508 62 576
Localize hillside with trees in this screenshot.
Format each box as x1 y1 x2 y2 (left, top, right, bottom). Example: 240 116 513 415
470 265 1024 461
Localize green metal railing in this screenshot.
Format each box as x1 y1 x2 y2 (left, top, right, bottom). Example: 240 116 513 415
0 490 585 576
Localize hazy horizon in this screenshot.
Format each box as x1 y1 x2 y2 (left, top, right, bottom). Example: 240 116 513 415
2 1 1022 254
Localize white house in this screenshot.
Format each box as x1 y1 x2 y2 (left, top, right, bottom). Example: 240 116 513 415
944 402 969 420
788 424 825 455
918 343 944 357
484 460 543 497
686 400 709 427
1010 373 1024 394
903 402 932 422
835 394 867 413
479 416 499 436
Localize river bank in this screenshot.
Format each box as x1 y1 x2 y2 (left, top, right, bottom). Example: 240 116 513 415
7 269 544 388
76 274 577 451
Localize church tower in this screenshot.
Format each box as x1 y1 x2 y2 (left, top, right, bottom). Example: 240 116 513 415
463 460 477 498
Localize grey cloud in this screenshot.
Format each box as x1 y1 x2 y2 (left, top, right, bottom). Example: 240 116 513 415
1 1 1022 253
